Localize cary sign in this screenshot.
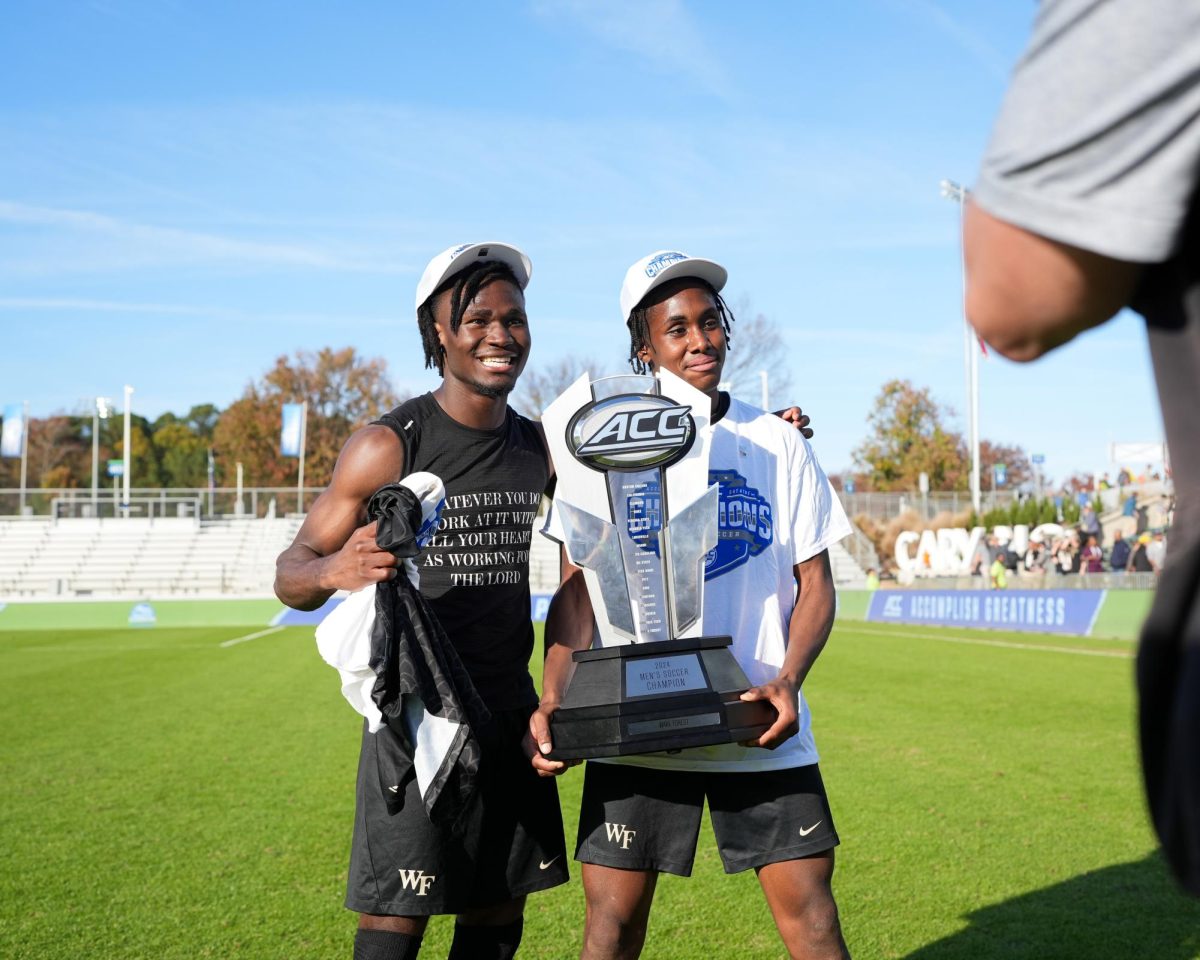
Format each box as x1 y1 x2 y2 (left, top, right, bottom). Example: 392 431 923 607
893 523 1065 577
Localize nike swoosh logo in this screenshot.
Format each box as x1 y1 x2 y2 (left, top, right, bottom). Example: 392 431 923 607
539 855 562 870
798 821 823 837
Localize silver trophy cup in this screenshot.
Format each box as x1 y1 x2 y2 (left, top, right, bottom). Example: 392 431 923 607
541 369 775 759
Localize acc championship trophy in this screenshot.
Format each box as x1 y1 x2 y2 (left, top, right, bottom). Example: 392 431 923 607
541 369 775 760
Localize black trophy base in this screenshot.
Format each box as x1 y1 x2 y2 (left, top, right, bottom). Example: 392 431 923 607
547 636 777 761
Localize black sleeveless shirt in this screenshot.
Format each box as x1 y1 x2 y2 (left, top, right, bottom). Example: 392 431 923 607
375 393 548 710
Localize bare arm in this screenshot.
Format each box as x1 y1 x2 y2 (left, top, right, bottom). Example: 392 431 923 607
739 549 836 749
963 200 1142 362
526 550 594 776
273 424 405 610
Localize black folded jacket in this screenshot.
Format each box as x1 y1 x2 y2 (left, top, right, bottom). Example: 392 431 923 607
365 483 490 831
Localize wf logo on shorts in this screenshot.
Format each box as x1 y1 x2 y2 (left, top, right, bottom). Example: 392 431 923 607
604 822 638 849
644 251 688 278
397 869 437 896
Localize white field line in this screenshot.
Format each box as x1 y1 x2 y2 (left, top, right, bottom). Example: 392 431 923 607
847 625 1133 660
17 644 214 653
219 625 285 648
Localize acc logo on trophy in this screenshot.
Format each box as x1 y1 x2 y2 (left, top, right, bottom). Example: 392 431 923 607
568 394 695 472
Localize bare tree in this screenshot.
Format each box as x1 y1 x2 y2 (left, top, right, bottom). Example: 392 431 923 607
512 299 793 420
722 296 794 407
510 356 612 420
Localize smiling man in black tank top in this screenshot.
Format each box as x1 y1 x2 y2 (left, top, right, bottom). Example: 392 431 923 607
275 242 568 960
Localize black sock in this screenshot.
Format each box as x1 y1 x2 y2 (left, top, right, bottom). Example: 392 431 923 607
354 927 422 960
446 917 524 960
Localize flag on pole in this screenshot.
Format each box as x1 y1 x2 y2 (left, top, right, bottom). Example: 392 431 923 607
1 404 24 458
281 403 305 457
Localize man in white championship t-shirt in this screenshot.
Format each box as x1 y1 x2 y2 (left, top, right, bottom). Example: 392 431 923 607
528 250 853 960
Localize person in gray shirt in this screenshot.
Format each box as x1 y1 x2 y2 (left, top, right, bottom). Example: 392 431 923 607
964 0 1200 896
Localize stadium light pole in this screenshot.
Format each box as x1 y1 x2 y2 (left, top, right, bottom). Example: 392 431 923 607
122 385 133 518
91 396 112 515
297 400 308 514
939 178 982 513
18 401 28 516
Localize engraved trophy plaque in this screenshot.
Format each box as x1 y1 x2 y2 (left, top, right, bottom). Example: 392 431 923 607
541 369 775 760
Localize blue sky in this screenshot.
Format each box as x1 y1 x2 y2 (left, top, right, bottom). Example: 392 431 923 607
0 0 1165 483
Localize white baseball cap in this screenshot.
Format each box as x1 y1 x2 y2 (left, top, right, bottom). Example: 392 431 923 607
415 241 532 315
619 250 728 321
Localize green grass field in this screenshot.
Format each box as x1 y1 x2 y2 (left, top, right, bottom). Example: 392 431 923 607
3 617 1198 959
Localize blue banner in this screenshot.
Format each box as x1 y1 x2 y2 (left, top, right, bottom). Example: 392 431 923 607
272 595 343 626
1 403 23 458
866 589 1105 635
280 403 304 457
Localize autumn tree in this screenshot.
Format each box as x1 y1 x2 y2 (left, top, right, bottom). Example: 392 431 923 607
27 416 90 488
185 403 220 439
154 421 209 487
0 403 221 491
125 416 168 487
979 439 1033 490
510 356 611 420
850 380 1038 493
511 301 795 420
212 347 402 485
851 379 967 492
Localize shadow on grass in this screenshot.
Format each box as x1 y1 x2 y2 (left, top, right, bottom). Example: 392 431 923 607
905 852 1200 960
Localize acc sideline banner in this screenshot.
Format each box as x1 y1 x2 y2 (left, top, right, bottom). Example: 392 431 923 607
865 589 1106 636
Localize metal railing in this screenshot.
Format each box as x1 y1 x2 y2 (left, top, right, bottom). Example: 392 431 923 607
0 487 327 520
882 571 1158 591
841 522 881 575
50 495 204 521
838 490 1018 521
6 481 1172 524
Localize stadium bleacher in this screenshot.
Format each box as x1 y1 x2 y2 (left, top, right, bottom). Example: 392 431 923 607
0 511 871 599
0 516 303 598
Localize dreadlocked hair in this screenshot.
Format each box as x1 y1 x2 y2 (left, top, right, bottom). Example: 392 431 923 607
625 280 736 374
418 260 523 375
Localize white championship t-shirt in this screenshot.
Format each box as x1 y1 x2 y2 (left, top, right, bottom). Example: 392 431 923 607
548 396 852 773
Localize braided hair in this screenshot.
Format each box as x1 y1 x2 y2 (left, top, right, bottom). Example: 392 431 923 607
625 279 736 374
418 260 523 375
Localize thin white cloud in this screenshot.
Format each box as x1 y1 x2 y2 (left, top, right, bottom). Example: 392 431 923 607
882 0 1013 83
0 199 402 274
0 296 400 330
0 297 209 315
530 0 734 100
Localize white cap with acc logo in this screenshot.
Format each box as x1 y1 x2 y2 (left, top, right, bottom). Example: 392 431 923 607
620 250 728 321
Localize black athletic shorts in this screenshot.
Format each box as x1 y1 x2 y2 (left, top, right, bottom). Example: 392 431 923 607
575 761 838 877
345 707 569 916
